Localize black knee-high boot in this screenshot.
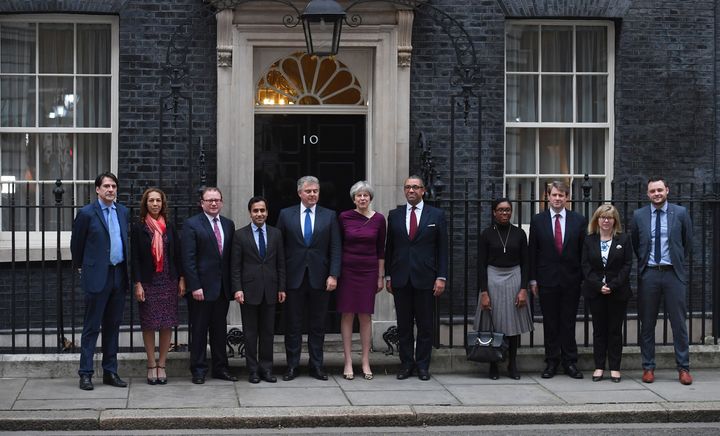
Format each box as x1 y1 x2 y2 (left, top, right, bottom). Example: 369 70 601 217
507 335 520 380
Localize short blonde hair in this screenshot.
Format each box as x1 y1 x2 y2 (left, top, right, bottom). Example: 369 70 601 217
587 204 622 236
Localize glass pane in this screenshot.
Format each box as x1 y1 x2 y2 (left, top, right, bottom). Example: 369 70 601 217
506 74 537 122
39 76 74 127
539 128 570 174
42 182 73 231
577 26 607 72
572 178 605 215
1 76 35 127
77 24 111 74
541 26 572 72
77 77 110 127
577 75 607 122
506 24 538 72
1 182 36 231
1 132 36 181
1 23 36 73
76 183 96 205
77 133 111 181
506 128 535 174
38 23 73 74
574 129 606 174
541 75 572 122
506 178 535 225
38 133 73 180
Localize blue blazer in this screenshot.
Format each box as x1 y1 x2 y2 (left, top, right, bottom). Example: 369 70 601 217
630 202 693 284
385 203 449 290
181 213 235 301
528 209 587 290
276 205 341 290
70 200 129 293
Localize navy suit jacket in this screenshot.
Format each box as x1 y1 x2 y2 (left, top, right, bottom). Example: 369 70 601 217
276 204 341 290
70 200 129 293
581 232 633 301
630 202 692 284
231 224 286 305
181 213 235 301
528 209 587 290
385 203 448 290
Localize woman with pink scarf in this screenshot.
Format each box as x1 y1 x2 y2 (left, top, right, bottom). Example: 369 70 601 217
131 188 185 385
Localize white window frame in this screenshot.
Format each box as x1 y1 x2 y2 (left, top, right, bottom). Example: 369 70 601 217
0 14 119 261
504 19 615 207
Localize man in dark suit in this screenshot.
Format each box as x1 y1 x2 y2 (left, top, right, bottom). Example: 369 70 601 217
71 172 129 391
630 177 693 385
276 175 341 381
231 196 286 383
385 175 448 381
528 181 587 379
182 187 237 384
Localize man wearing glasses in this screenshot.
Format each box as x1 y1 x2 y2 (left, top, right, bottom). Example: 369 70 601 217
182 187 237 384
385 175 448 381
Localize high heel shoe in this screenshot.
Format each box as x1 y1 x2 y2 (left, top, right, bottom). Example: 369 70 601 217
147 366 158 385
610 371 621 383
592 370 604 382
343 373 355 380
363 372 373 380
157 366 167 385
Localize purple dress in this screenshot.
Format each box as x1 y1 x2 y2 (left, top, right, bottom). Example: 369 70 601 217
336 210 386 314
138 231 179 330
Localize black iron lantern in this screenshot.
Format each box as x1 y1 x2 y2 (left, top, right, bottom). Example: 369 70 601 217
300 0 346 56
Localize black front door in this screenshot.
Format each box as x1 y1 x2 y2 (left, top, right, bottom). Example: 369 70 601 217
254 113 366 333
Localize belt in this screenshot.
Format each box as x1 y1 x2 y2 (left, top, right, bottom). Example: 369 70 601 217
647 264 673 272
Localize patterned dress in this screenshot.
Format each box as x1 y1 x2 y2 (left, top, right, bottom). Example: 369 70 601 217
138 230 179 330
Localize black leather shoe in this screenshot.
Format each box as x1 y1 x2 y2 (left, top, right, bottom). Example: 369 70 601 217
541 364 557 379
309 366 328 381
564 364 584 379
102 372 127 387
488 363 499 380
396 367 413 380
248 372 260 384
507 363 521 380
283 367 299 381
212 369 238 382
417 368 430 381
260 372 277 383
79 374 94 391
191 375 205 384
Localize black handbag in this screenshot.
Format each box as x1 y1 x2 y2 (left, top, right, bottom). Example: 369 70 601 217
466 309 508 363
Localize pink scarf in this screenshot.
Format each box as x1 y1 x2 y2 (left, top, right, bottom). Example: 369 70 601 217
145 215 166 272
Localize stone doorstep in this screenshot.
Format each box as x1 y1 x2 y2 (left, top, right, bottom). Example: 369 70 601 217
2 344 720 378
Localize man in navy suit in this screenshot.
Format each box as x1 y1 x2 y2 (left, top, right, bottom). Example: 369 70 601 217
528 181 587 379
231 196 286 383
385 175 448 381
630 177 693 385
276 176 341 381
182 187 237 384
71 172 129 391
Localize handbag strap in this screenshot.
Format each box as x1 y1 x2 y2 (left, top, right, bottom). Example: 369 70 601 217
478 308 497 333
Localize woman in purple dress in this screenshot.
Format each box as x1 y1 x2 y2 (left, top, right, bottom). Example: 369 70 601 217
131 188 185 385
337 181 386 380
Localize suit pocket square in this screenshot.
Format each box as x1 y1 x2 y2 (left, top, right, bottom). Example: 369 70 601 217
427 223 436 227
615 244 622 249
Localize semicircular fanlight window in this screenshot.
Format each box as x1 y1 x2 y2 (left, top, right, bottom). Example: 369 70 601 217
256 52 365 106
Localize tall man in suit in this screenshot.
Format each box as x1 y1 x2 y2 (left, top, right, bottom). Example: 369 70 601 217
231 196 286 383
630 177 693 385
528 181 587 379
385 175 448 381
182 187 237 384
71 172 129 391
276 176 341 381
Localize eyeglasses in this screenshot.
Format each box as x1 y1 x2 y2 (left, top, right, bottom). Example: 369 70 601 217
494 208 512 214
202 199 223 204
404 185 424 191
599 216 614 221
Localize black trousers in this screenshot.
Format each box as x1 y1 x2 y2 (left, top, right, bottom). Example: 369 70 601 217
539 285 581 366
589 296 629 370
284 272 330 369
241 296 276 374
188 296 230 377
392 284 434 371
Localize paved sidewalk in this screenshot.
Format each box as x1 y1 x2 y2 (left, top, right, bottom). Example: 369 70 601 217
2 368 720 431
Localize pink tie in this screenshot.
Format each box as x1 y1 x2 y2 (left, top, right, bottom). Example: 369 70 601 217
554 214 563 254
213 218 223 254
409 206 418 240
